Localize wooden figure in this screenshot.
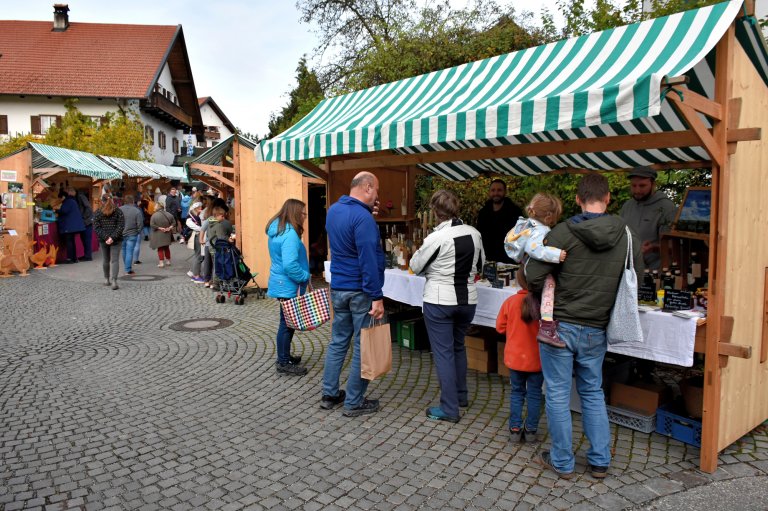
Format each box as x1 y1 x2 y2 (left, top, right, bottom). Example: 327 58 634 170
30 241 48 269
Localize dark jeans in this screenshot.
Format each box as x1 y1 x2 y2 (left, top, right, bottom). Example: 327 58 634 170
61 232 79 262
99 241 121 282
276 305 295 365
422 302 476 418
77 225 93 260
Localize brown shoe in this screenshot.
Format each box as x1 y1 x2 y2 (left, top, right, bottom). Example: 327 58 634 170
537 320 566 348
537 451 574 479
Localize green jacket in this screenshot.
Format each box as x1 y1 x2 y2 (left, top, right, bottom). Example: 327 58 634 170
525 213 644 329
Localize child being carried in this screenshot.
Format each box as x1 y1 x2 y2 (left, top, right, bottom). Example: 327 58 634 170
504 193 566 348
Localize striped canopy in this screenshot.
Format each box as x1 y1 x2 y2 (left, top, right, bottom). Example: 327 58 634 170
100 155 160 178
143 162 187 182
257 0 767 180
30 142 122 180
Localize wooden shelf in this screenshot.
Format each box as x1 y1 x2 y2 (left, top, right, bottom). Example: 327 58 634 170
665 230 710 242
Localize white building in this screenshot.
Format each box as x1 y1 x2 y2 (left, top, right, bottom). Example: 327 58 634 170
197 97 236 149
0 4 204 165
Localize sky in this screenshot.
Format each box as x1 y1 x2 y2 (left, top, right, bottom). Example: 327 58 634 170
3 0 766 138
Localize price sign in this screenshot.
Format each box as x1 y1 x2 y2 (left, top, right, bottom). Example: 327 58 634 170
637 284 657 303
663 290 693 311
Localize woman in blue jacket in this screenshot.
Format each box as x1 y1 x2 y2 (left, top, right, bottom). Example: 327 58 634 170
266 199 311 376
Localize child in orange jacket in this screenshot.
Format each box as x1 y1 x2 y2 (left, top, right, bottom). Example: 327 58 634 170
496 270 544 443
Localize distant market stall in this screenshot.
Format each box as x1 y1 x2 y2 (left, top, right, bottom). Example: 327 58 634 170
187 134 324 288
257 0 768 472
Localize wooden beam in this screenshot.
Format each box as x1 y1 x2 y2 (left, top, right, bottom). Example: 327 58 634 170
668 94 725 168
195 175 223 193
190 163 234 175
727 98 743 154
296 159 328 182
324 131 704 171
671 86 723 120
232 138 242 252
762 268 768 364
718 342 751 359
190 163 235 189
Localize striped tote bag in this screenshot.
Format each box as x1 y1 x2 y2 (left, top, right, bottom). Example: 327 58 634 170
280 283 331 331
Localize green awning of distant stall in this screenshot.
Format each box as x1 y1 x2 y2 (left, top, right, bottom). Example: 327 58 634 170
30 142 122 180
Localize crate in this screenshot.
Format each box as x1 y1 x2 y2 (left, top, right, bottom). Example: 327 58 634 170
606 405 656 434
655 404 702 447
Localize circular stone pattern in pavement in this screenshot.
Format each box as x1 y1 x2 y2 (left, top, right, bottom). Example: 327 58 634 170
120 274 167 281
168 318 234 332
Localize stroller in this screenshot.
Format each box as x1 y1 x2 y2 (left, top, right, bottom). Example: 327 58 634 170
212 239 265 304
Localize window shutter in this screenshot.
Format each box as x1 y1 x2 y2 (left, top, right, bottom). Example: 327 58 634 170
31 115 41 135
55 116 62 128
100 116 108 127
0 115 7 135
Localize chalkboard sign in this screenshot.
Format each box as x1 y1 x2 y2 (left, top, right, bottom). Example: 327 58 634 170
483 262 497 282
663 290 693 311
491 279 504 289
637 284 657 303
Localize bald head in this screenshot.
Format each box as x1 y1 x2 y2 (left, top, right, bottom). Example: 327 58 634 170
349 172 379 208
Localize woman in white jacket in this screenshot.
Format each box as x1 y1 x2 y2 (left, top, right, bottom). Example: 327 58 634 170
410 190 484 423
186 202 204 283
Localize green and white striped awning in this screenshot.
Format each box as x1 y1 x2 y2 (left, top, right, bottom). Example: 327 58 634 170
30 142 122 180
257 0 766 180
100 155 160 178
143 162 187 182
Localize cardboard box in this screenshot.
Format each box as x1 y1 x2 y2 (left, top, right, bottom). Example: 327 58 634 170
497 341 510 378
465 335 490 351
467 346 496 373
610 382 670 416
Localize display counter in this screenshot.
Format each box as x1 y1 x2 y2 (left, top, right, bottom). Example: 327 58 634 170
33 222 98 262
324 261 703 367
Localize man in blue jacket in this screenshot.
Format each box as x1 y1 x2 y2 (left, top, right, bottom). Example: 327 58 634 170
322 171 386 417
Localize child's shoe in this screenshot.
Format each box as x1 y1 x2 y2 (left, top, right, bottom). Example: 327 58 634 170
537 320 565 348
524 428 540 443
509 427 523 443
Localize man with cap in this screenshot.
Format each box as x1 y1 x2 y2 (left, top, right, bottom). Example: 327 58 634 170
619 167 677 270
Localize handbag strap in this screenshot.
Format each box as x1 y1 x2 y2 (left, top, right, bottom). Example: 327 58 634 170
623 226 634 271
296 280 314 297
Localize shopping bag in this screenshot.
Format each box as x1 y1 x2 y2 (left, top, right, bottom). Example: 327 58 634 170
361 317 392 380
279 283 331 331
607 226 644 345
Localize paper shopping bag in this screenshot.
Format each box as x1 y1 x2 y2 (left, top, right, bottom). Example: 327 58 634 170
360 318 392 380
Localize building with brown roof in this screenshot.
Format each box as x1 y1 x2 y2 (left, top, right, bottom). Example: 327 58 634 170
197 97 236 149
0 4 204 165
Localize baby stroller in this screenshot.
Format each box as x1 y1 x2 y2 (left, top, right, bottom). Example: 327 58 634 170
212 239 265 304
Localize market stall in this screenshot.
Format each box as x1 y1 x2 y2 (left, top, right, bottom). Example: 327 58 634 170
188 134 324 288
257 0 768 472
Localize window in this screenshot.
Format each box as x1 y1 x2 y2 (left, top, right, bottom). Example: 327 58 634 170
88 116 106 127
31 115 61 135
158 131 166 150
172 137 179 154
145 125 154 145
0 115 7 135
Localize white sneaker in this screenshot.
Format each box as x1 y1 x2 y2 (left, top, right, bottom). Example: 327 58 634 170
186 271 194 277
158 261 164 268
165 261 171 267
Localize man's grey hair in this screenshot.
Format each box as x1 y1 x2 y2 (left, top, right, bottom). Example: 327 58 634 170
350 172 375 189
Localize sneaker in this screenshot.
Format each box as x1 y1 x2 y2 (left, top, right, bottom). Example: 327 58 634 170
426 407 459 423
126 271 135 275
158 261 164 268
134 260 142 265
144 236 149 241
204 282 211 288
537 451 574 479
289 354 302 365
320 390 346 410
191 277 205 283
537 320 566 348
165 261 171 267
589 464 608 479
459 399 469 408
111 283 119 290
104 279 111 286
524 428 540 443
276 362 307 376
509 427 523 443
186 271 194 277
342 398 380 417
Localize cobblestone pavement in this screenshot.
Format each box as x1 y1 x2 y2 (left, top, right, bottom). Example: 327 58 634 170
1 242 767 510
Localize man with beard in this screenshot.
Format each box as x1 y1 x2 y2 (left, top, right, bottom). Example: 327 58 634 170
476 179 523 264
619 167 677 270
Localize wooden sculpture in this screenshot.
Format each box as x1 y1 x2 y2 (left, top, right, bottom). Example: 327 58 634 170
0 238 33 277
30 241 48 269
44 243 59 267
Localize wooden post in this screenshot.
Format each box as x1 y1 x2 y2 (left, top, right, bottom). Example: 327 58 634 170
233 137 242 252
700 23 734 474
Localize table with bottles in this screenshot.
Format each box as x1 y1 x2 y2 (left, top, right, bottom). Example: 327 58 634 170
324 261 704 367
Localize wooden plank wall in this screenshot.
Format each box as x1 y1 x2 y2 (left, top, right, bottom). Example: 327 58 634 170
717 44 768 450
238 153 307 288
0 150 33 241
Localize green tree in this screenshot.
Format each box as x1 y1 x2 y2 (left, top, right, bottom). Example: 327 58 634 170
0 133 38 159
267 57 325 138
44 99 151 160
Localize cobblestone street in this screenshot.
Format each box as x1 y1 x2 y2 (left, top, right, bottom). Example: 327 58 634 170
1 243 767 510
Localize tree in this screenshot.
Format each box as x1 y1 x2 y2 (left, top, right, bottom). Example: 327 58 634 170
44 99 151 160
267 57 325 138
0 133 38 159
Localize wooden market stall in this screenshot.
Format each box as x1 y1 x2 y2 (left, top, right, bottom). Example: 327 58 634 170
188 134 324 288
256 0 768 472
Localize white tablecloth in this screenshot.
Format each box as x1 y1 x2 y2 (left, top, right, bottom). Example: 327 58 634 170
323 261 699 366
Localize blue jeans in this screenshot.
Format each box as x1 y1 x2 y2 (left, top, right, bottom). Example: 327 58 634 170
539 321 611 473
276 305 295 365
322 290 372 409
509 370 544 432
122 234 138 273
422 302 476 418
133 231 142 262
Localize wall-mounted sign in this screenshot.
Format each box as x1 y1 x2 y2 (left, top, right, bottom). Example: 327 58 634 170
1 170 18 182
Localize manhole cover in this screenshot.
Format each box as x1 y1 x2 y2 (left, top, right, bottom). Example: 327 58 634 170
120 274 167 281
169 318 234 332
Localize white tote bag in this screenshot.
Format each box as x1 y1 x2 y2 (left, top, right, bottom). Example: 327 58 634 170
607 226 644 345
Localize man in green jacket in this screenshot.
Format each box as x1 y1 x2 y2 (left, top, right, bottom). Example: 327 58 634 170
526 174 643 480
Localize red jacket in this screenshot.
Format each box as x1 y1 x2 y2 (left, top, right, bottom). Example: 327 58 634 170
496 290 542 372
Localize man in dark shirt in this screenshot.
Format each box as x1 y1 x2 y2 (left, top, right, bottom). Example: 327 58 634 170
475 179 523 264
